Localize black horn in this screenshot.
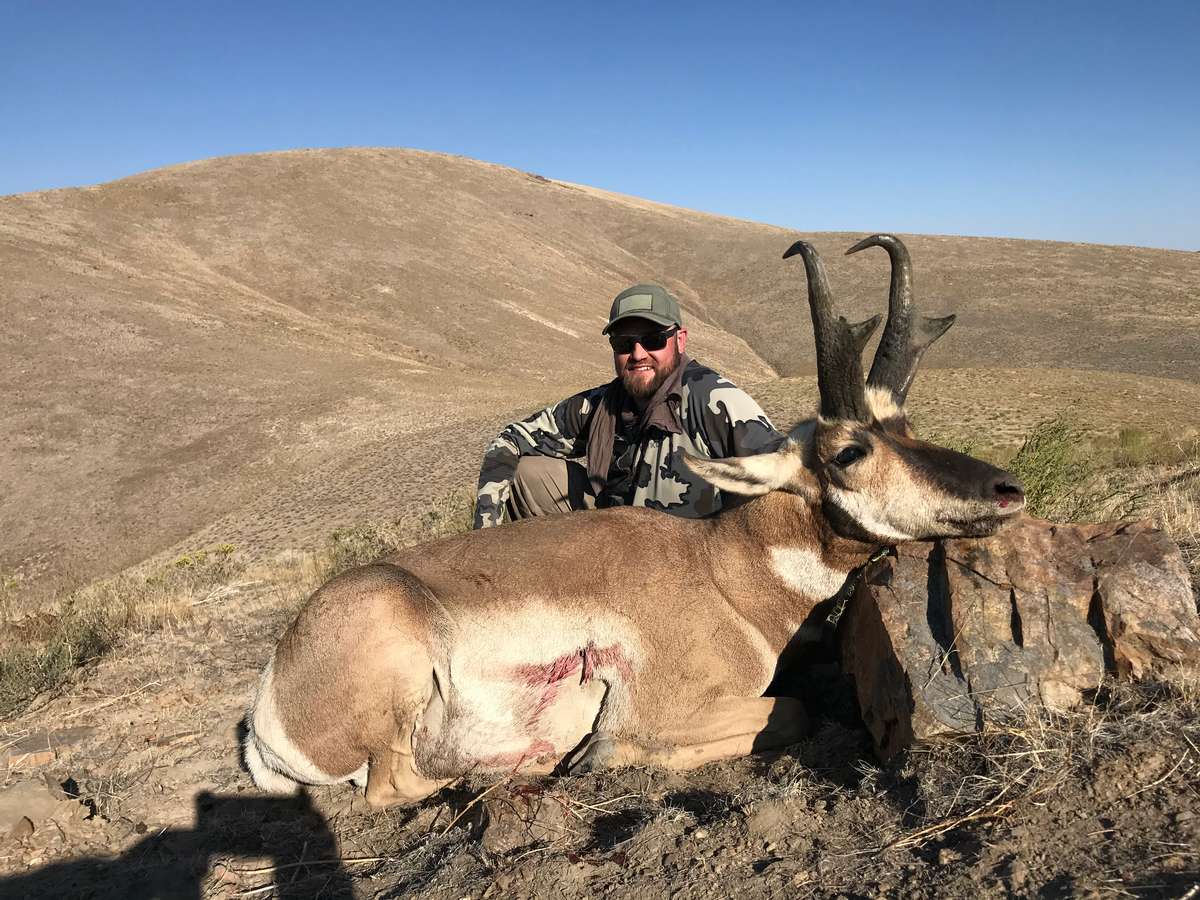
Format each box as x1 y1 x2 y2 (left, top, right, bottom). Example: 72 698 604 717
846 234 954 405
784 240 881 421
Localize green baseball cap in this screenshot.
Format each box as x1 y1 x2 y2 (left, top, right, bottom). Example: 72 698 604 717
602 283 683 334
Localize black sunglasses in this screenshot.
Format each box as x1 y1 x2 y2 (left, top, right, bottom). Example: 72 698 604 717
608 327 679 354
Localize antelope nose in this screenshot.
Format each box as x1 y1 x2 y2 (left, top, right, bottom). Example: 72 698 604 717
992 476 1025 507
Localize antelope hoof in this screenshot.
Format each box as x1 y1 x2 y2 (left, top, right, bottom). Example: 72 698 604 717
566 732 616 774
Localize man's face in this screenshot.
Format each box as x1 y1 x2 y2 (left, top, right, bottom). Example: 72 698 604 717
609 317 689 399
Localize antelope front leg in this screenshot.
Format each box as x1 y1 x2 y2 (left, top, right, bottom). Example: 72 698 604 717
364 719 453 808
567 696 808 773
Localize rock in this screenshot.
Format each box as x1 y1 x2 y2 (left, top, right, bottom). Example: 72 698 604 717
745 800 788 838
4 725 96 771
7 749 56 770
0 780 68 832
489 873 514 894
41 772 79 802
9 816 35 840
1009 859 1029 886
151 729 202 748
479 785 572 854
841 517 1199 759
210 862 240 886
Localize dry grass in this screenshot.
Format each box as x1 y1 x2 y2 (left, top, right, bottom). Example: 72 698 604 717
0 545 242 719
887 675 1200 849
1133 457 1200 603
0 490 478 723
1108 426 1200 470
1153 478 1200 579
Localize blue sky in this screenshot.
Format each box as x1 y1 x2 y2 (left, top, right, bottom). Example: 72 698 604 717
2 1 1198 249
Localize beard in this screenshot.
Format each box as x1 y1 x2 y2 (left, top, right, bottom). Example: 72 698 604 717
620 349 681 400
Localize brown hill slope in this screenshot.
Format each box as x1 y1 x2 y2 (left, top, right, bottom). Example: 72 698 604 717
2 148 1198 596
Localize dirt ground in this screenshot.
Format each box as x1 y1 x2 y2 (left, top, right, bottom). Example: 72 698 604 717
1 443 1198 898
1 567 1197 899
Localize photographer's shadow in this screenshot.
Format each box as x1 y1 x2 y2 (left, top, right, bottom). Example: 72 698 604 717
0 789 353 900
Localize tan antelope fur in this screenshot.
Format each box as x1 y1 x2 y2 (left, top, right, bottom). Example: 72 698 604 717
244 235 1026 807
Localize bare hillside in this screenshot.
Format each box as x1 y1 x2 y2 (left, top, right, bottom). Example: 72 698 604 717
2 148 1198 596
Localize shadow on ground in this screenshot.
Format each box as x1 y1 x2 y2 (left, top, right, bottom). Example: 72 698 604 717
0 790 351 900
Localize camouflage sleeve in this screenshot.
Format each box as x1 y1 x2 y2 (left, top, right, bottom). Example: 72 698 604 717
473 388 601 528
684 368 787 460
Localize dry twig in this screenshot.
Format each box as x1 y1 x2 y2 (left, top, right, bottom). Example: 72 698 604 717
1119 750 1190 801
60 680 161 722
441 778 507 835
229 856 386 878
557 792 639 814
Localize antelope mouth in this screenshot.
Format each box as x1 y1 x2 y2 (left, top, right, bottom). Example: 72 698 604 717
938 504 1024 537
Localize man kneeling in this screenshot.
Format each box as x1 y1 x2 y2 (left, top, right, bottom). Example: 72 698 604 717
474 283 785 527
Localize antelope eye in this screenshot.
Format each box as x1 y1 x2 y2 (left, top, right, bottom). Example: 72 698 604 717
832 446 866 467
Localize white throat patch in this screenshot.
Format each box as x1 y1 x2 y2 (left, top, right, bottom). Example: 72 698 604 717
768 547 851 599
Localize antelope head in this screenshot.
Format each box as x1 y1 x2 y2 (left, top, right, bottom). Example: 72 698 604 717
690 235 1025 543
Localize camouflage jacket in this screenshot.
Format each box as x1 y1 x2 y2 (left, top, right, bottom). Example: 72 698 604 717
474 361 786 528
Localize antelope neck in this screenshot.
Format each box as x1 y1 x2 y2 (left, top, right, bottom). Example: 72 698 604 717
715 491 877 571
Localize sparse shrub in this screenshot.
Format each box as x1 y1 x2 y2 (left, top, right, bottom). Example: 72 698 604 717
1115 427 1153 467
0 610 113 718
0 545 244 719
174 550 208 568
1006 413 1143 522
1006 413 1092 518
323 522 404 577
319 489 476 579
418 491 477 539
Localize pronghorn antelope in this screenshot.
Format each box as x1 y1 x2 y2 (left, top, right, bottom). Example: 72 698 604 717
245 235 1026 807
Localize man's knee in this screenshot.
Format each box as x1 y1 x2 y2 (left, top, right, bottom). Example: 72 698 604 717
507 457 595 521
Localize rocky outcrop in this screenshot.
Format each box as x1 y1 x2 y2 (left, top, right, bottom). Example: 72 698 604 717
840 517 1199 759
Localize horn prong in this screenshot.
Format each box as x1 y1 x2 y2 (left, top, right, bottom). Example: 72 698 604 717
848 314 883 353
847 234 954 405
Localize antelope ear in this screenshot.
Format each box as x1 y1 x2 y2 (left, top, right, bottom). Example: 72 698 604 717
684 447 814 498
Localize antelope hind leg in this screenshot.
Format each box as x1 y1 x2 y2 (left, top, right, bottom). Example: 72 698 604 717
568 696 809 773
